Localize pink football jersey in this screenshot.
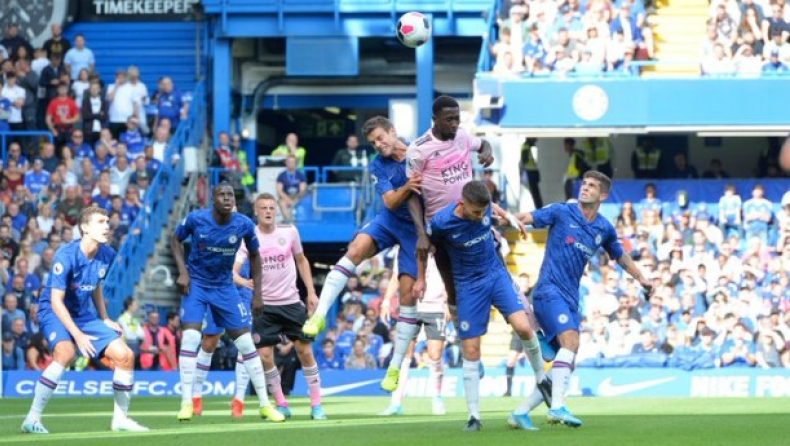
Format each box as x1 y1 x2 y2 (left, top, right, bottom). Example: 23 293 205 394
406 127 482 221
236 225 303 305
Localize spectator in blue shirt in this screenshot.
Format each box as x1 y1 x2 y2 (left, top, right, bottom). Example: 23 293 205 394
762 50 789 73
23 158 50 196
143 145 162 173
276 155 307 223
91 180 113 210
718 184 742 238
1 294 26 333
5 203 27 234
67 129 93 160
39 142 59 174
523 23 548 72
155 76 185 129
2 331 25 371
120 116 146 159
631 329 663 354
63 34 95 80
316 339 344 370
743 184 773 243
90 143 112 172
719 323 757 367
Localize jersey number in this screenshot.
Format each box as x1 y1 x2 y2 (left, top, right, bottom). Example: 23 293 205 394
238 303 248 318
435 318 446 335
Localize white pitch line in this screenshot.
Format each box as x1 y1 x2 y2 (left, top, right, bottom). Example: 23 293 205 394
0 416 430 444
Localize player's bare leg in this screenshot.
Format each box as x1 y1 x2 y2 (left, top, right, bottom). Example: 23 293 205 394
294 340 327 420
380 340 415 415
192 334 220 416
460 337 483 431
426 338 446 415
105 339 149 432
227 327 285 422
545 329 582 427
381 275 420 392
22 342 76 434
177 323 203 421
304 234 377 336
258 346 291 419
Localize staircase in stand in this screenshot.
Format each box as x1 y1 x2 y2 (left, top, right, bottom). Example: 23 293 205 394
644 0 709 77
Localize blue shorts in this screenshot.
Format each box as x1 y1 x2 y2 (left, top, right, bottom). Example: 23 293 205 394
39 310 120 359
204 289 252 335
533 292 581 347
359 213 418 279
456 270 524 340
181 282 251 333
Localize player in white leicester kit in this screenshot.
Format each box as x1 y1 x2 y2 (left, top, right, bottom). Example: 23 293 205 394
233 193 326 420
379 252 448 417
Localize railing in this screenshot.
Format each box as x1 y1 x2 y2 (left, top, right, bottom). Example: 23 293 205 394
1 131 55 160
104 81 207 319
476 0 501 73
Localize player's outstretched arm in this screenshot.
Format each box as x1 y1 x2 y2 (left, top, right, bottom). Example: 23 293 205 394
617 253 654 298
492 203 528 238
295 252 319 315
515 211 535 226
413 249 428 300
51 289 98 357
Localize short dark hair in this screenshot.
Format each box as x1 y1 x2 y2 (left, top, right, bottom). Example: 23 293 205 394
362 116 393 136
123 297 136 311
432 95 459 117
461 180 491 207
583 170 612 194
79 205 108 228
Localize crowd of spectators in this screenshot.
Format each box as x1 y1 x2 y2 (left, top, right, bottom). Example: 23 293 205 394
0 22 191 371
489 0 655 78
559 184 790 369
702 0 790 75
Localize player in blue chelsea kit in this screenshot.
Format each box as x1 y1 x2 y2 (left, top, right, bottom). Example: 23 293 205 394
171 183 285 422
415 181 550 432
516 171 653 427
184 206 254 418
302 116 423 392
22 207 148 434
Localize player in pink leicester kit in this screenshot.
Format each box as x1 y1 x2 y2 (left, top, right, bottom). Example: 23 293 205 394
379 252 449 417
232 193 326 421
406 96 521 312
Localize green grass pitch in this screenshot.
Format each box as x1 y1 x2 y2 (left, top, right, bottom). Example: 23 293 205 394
0 396 787 446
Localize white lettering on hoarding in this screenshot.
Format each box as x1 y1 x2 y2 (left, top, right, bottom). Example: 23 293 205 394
92 0 198 15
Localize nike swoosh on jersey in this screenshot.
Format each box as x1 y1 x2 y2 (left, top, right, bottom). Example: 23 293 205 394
452 233 462 238
597 377 676 396
570 224 580 229
321 379 381 396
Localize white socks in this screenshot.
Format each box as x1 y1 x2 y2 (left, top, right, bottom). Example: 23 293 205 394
550 348 575 410
391 356 412 406
25 361 65 423
514 387 545 415
427 359 444 398
234 333 270 407
112 369 134 420
521 336 546 382
178 329 201 404
462 359 481 420
234 353 250 401
314 257 356 317
388 306 419 370
192 348 214 398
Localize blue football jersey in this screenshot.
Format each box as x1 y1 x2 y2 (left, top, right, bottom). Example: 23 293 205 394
369 154 413 223
175 209 259 287
428 204 501 284
531 203 624 303
38 241 115 323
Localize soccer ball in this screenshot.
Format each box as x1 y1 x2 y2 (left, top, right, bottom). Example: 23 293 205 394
396 12 432 48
